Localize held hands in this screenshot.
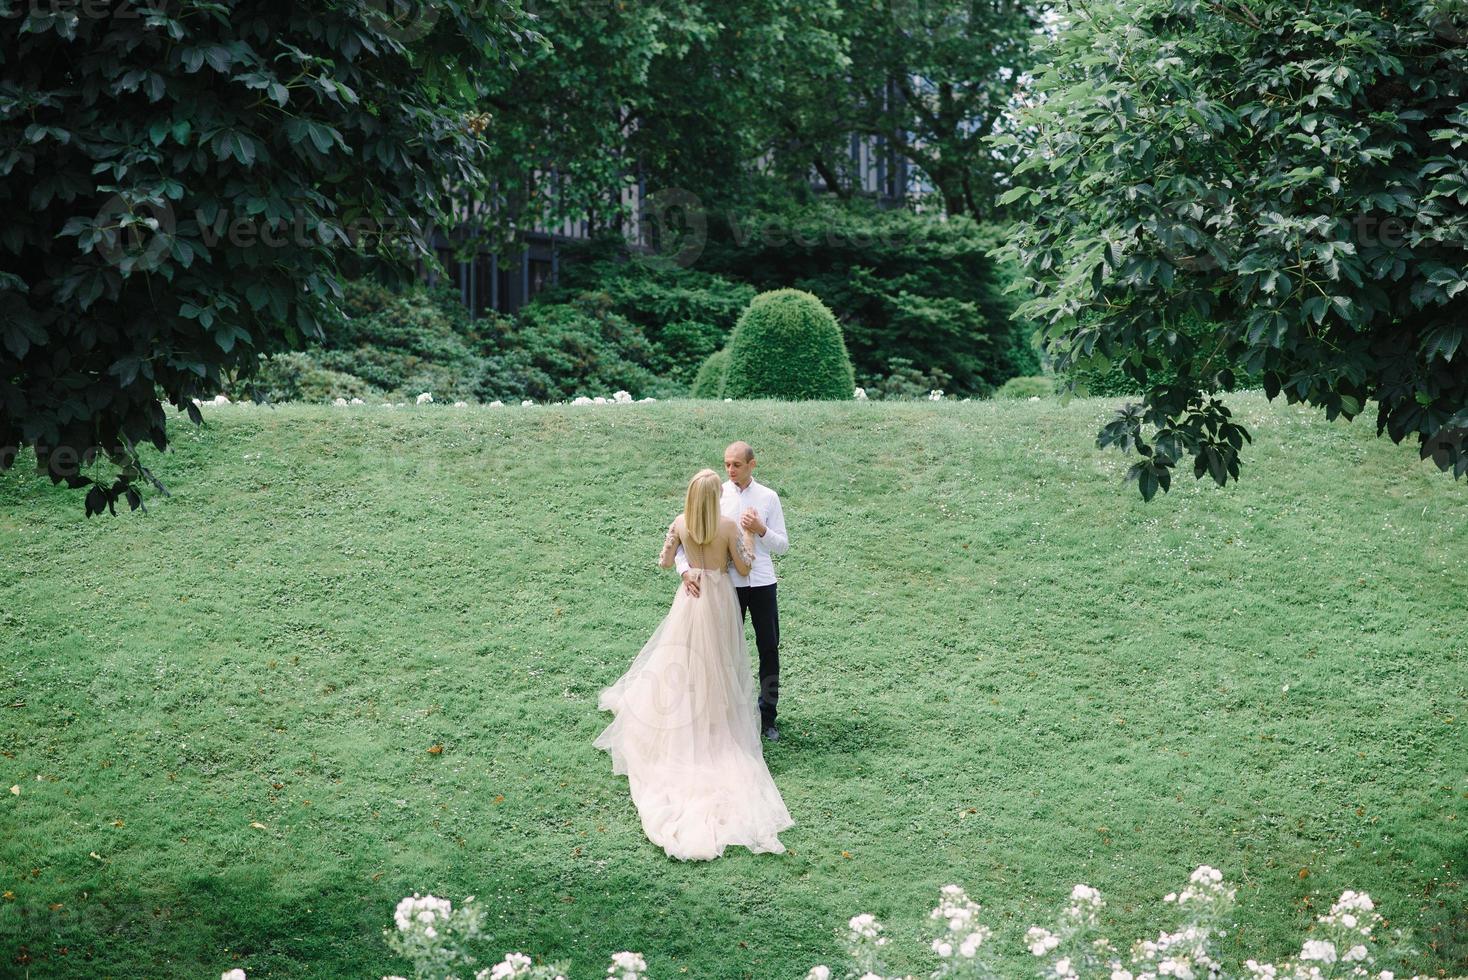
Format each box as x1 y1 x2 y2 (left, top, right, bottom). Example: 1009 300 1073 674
681 570 702 598
739 507 766 536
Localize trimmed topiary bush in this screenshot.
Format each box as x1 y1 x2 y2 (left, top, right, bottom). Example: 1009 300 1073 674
691 349 730 399
723 289 854 401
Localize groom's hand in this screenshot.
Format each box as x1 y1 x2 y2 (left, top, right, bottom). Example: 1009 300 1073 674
740 508 766 536
681 570 701 598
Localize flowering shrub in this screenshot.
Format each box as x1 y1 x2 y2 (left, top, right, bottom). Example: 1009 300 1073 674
804 867 1440 980
215 869 1458 980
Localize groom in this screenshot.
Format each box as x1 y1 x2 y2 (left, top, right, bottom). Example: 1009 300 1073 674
674 441 790 741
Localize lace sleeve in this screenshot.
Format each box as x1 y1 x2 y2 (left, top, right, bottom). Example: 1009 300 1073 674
659 519 680 567
734 528 755 567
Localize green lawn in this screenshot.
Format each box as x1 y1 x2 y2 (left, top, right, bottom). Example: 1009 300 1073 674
1 393 1464 979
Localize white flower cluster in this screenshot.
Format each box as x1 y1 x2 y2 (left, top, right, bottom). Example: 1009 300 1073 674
928 389 944 400
312 389 657 410
607 950 647 980
572 391 638 405
477 949 568 980
928 884 994 975
1244 889 1398 980
393 892 453 936
854 386 868 400
382 892 489 979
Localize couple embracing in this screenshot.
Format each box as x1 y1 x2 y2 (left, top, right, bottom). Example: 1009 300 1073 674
593 441 794 861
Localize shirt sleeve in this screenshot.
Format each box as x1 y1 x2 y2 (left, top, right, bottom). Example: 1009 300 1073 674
674 543 690 575
761 491 789 556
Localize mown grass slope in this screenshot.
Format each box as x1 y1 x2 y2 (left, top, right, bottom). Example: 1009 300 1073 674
1 393 1464 979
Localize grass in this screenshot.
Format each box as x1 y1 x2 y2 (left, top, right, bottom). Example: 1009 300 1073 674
0 392 1464 979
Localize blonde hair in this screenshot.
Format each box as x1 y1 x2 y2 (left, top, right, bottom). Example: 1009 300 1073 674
684 468 722 546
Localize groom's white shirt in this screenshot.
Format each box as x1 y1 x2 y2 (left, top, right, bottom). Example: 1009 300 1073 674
675 478 789 587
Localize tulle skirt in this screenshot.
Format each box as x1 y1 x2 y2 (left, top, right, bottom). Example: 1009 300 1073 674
594 568 793 861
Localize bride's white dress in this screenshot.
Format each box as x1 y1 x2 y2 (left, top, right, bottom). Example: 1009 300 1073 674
594 559 793 861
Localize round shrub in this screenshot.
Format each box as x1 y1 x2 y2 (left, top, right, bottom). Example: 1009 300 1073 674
691 349 730 399
994 375 1055 399
723 289 854 401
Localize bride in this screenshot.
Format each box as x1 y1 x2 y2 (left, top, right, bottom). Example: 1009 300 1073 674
594 468 794 861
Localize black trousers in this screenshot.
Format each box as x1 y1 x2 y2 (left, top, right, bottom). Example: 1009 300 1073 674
736 583 779 727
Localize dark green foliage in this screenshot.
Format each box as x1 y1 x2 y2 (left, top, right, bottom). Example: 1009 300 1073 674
1058 311 1255 399
0 0 530 514
724 289 854 400
312 282 491 402
994 375 1056 400
859 357 952 401
691 349 730 399
475 298 671 403
702 202 1035 396
544 253 755 383
250 352 381 405
995 0 1468 498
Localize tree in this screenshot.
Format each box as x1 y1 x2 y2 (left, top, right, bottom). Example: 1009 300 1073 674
771 0 1045 220
0 0 535 514
993 0 1468 499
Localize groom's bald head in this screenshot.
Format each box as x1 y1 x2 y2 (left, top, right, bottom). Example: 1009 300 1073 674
724 441 755 487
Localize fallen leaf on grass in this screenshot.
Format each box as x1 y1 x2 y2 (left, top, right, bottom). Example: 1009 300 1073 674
427 744 444 755
250 821 268 830
9 785 17 796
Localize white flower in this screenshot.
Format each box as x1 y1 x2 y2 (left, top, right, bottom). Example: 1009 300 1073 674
723 397 732 402
1300 939 1337 963
350 397 364 405
613 390 633 403
1111 970 1134 980
805 968 831 980
416 392 433 404
638 396 657 402
1026 927 1060 956
1344 944 1369 962
853 386 867 400
521 399 535 406
572 396 593 405
1054 956 1073 976
221 971 247 980
1028 394 1041 401
453 400 468 407
212 394 231 405
594 396 608 404
489 952 533 979
1071 883 1100 904
928 388 944 400
932 939 953 957
848 913 881 939
333 397 347 406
